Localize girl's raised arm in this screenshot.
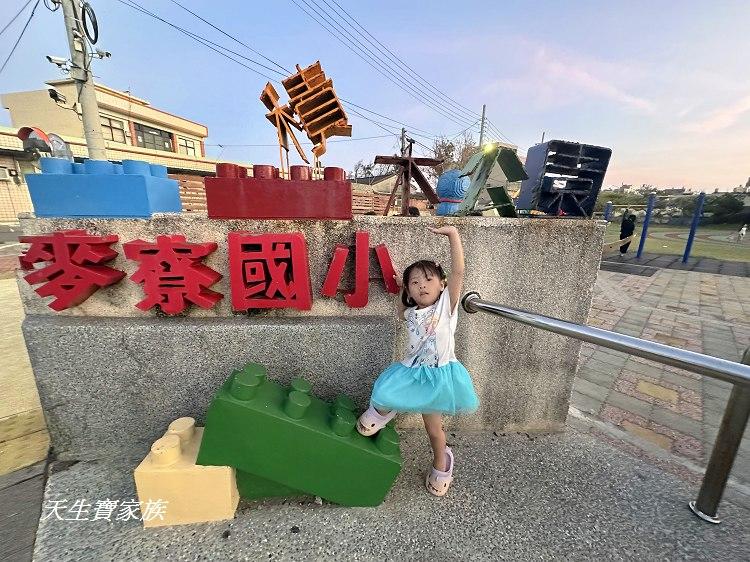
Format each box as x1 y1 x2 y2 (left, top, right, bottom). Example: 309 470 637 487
427 226 464 312
394 274 408 320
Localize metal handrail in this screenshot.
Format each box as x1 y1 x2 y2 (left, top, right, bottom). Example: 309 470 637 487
462 291 750 524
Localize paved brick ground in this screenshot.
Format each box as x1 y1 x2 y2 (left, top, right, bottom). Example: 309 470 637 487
572 268 750 485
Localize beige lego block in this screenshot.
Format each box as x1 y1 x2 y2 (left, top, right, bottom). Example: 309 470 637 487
134 417 239 528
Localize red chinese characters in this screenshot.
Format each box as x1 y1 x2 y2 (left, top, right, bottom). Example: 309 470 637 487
321 231 399 308
19 229 125 311
228 232 312 311
123 235 223 315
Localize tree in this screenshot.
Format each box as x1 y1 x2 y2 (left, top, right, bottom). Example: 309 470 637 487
349 160 396 179
350 160 373 179
593 192 647 213
704 193 744 224
428 132 478 180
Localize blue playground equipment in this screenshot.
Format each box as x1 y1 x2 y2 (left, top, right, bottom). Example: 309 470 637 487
435 169 470 216
603 192 707 262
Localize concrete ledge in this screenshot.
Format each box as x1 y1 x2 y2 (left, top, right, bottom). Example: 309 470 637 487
33 429 750 560
17 215 604 319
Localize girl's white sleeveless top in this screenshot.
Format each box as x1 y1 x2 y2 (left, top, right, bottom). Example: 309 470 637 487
401 288 458 368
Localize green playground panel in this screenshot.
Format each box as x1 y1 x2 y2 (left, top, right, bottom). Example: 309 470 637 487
196 363 402 507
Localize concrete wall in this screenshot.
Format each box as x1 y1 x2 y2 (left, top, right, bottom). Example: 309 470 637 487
17 214 605 460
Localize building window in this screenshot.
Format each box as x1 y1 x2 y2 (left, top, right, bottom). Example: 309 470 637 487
134 122 173 152
101 116 126 143
177 137 197 156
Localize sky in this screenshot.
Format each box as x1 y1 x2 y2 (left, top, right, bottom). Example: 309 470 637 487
1 0 749 191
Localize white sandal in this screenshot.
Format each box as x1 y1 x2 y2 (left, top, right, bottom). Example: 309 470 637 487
425 447 454 497
356 406 397 436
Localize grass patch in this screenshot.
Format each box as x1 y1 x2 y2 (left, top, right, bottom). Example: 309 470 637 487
604 225 750 262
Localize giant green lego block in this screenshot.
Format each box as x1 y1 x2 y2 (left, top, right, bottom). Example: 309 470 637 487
196 363 402 506
235 470 304 501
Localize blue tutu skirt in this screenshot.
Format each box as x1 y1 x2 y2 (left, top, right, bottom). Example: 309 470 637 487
370 361 479 415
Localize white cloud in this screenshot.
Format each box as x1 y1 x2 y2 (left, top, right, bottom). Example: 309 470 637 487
482 43 655 114
680 94 750 133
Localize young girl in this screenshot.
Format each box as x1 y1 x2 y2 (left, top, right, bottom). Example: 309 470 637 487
357 225 479 496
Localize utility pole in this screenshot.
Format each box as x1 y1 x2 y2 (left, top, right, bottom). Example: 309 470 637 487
400 127 406 156
478 104 486 147
60 0 107 160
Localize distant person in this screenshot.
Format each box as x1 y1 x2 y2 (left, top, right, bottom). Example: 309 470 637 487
407 206 421 217
739 224 747 242
619 214 636 254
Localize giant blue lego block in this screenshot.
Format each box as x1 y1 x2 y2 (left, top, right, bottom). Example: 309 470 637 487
25 157 182 218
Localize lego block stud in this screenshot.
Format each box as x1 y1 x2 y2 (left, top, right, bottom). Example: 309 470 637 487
149 164 168 178
167 417 196 445
216 163 238 178
330 406 356 437
151 434 182 466
40 157 72 174
253 165 275 179
84 160 115 175
230 370 264 401
284 390 311 419
241 362 268 381
290 377 312 396
332 394 356 413
290 165 312 181
323 167 346 181
122 159 152 176
375 426 400 456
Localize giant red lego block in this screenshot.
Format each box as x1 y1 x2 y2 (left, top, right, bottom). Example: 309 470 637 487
205 163 352 220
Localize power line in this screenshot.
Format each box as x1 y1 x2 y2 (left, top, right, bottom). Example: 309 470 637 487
323 0 482 124
304 0 480 129
345 106 402 136
117 0 456 142
168 0 292 75
308 0 483 128
485 119 514 144
339 98 436 136
325 0 515 144
206 134 394 147
1 0 34 38
116 0 284 80
0 0 39 77
290 0 477 129
313 0 516 143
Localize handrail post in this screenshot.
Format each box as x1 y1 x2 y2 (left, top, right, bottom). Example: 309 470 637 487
689 348 750 523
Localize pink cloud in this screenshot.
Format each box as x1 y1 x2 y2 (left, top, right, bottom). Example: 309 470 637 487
680 94 750 133
484 44 655 114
